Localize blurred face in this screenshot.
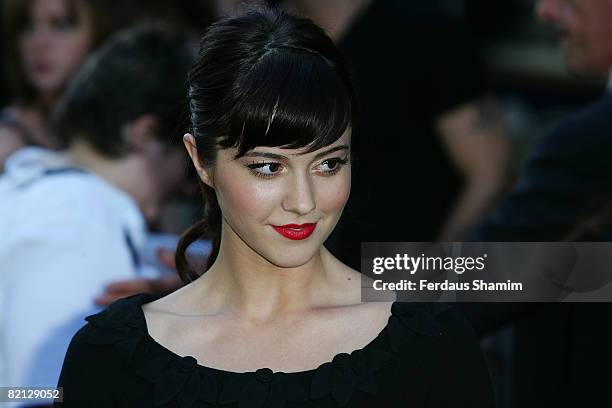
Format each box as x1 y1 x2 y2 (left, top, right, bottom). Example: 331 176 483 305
209 129 351 268
536 0 612 76
19 0 95 98
117 116 188 223
138 142 187 222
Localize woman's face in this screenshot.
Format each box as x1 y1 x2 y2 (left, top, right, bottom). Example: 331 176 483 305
208 129 352 268
19 0 95 99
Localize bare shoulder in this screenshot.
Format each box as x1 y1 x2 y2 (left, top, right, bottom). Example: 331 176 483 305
141 280 199 316
140 281 206 334
320 256 396 325
323 248 397 304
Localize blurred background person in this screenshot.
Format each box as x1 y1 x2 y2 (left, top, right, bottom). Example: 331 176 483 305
108 0 214 42
461 1 612 407
0 0 216 307
0 25 193 400
271 0 512 270
0 0 111 171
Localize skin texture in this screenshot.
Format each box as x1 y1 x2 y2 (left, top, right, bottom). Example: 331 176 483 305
180 130 361 313
95 130 356 307
202 132 352 270
536 0 612 76
139 129 396 373
19 0 95 99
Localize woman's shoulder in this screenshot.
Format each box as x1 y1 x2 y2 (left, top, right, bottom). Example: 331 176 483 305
59 294 162 384
84 292 159 330
58 295 148 382
72 293 492 407
56 294 162 404
388 301 481 353
75 293 160 360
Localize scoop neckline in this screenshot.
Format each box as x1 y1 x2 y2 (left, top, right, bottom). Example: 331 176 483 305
135 292 398 377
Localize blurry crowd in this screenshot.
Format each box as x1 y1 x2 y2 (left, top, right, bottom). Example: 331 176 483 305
1 1 611 407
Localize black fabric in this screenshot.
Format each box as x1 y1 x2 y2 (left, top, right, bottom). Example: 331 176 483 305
326 0 486 269
461 94 612 407
55 293 495 407
473 94 612 242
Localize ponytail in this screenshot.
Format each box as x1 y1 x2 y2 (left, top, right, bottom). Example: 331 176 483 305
175 183 222 283
177 7 357 282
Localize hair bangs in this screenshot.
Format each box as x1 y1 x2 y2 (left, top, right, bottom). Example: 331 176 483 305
223 48 354 157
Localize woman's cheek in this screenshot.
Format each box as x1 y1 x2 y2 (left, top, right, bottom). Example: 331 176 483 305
318 172 351 214
216 172 281 219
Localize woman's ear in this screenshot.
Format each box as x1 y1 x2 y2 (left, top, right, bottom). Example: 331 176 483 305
183 133 214 187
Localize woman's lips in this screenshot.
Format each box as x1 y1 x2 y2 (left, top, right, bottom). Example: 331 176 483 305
272 223 317 240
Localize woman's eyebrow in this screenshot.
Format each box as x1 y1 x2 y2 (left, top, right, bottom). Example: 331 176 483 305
243 145 349 161
242 152 287 160
312 145 349 160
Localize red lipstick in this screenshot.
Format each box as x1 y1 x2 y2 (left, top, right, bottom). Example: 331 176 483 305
272 223 317 240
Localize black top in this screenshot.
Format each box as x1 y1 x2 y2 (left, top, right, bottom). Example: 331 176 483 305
55 293 495 407
327 0 485 268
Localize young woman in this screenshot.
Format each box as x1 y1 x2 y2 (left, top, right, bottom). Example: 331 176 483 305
0 0 110 170
56 8 495 407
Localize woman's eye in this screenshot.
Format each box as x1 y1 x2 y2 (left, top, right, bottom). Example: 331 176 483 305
247 162 283 178
317 158 347 175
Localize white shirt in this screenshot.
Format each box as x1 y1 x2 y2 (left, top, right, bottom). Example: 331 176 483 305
0 147 150 401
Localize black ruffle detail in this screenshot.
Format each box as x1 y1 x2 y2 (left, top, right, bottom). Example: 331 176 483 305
83 294 220 408
83 293 450 407
217 368 308 408
310 350 382 406
386 302 445 352
84 295 147 363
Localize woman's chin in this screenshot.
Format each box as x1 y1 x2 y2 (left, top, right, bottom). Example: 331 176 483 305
263 247 322 269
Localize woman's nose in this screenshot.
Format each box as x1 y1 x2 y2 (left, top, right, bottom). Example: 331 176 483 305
281 174 316 215
28 28 53 51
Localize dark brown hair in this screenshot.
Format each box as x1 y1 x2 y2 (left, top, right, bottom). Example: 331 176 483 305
51 25 193 158
2 0 110 105
175 6 357 283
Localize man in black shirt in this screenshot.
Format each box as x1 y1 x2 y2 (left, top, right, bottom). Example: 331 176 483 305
466 1 612 406
282 0 510 269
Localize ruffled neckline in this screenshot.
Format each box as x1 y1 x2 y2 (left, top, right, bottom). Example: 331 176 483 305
83 292 450 408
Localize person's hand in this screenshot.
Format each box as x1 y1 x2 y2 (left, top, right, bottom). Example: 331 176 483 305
94 274 183 307
94 248 183 307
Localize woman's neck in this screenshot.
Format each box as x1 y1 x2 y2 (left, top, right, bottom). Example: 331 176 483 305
198 222 342 322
